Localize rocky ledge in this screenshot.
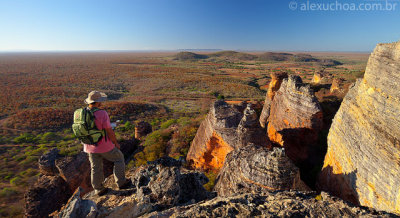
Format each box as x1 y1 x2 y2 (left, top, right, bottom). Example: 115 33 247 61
146 191 396 217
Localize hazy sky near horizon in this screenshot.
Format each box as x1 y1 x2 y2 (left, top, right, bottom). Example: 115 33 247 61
0 0 399 51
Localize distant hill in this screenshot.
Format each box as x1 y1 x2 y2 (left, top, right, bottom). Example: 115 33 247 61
258 52 293 61
208 51 257 61
174 50 342 66
258 52 342 66
174 52 208 61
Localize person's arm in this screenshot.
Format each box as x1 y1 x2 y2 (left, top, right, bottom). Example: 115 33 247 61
105 127 120 149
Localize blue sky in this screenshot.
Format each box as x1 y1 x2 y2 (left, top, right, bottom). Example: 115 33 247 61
0 0 399 51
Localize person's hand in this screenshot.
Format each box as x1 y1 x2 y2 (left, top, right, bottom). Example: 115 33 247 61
115 143 120 149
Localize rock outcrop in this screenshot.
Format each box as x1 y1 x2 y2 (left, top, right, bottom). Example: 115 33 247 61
319 41 400 213
135 121 152 139
330 77 344 93
214 145 307 197
267 75 323 162
311 71 324 84
24 176 72 218
186 100 269 171
259 71 288 128
55 187 97 218
146 191 397 217
38 148 60 176
25 140 137 217
55 157 212 217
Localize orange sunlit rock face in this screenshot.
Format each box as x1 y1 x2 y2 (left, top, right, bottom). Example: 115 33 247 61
190 132 234 171
267 122 284 146
259 71 288 128
187 100 269 172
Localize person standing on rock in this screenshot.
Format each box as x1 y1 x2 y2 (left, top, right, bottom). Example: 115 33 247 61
81 91 131 195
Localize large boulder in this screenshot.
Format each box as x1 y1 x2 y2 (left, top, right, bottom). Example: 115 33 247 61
259 71 288 128
186 100 269 171
318 41 400 213
24 176 71 218
55 152 92 194
146 191 396 217
267 75 323 163
214 145 307 197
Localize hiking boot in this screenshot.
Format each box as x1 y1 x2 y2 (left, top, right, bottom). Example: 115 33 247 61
95 188 107 196
118 178 132 190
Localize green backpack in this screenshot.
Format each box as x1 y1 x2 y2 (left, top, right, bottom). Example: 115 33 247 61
72 107 106 145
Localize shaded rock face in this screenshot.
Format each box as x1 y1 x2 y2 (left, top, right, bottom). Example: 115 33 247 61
186 100 269 171
25 140 137 217
146 191 397 217
135 121 152 139
24 176 71 218
259 71 288 128
267 75 323 163
214 145 306 197
38 148 60 176
319 41 400 213
55 152 92 194
57 157 211 217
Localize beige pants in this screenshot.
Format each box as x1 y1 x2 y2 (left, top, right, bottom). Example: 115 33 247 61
88 148 126 191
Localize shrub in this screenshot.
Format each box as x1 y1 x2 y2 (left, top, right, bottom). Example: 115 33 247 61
10 177 22 186
0 188 18 198
120 121 135 132
134 129 173 166
160 119 177 129
40 132 60 143
13 133 37 144
203 171 217 191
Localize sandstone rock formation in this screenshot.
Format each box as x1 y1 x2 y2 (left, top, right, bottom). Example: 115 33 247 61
311 70 324 84
135 121 152 139
146 191 396 217
330 77 344 93
214 145 307 197
319 41 400 213
25 140 137 217
186 100 269 171
55 157 211 217
259 71 288 128
267 75 323 162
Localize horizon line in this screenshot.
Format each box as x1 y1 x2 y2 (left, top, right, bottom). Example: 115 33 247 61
0 49 372 53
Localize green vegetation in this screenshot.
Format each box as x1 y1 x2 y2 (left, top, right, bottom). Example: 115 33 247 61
203 171 218 191
134 116 201 166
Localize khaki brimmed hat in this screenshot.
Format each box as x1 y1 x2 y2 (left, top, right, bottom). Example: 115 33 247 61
84 91 107 104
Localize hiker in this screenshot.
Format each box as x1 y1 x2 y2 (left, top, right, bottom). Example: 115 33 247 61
74 91 131 195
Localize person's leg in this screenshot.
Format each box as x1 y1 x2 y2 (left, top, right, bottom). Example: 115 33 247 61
101 148 126 187
88 153 105 191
